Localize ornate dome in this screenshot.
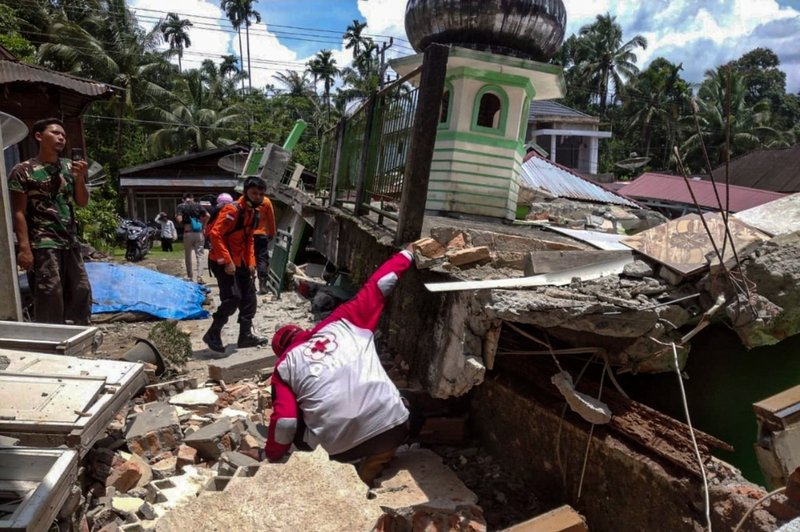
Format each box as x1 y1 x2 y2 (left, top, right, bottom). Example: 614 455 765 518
405 0 567 61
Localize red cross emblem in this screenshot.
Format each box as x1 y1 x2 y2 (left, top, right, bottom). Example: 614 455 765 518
303 332 338 361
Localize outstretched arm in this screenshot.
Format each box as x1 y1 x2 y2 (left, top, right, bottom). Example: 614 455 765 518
323 249 413 332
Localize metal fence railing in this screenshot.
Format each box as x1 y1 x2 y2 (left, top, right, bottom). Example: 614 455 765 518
315 66 422 224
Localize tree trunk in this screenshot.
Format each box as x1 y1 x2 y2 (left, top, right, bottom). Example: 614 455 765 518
246 22 252 91
238 30 245 95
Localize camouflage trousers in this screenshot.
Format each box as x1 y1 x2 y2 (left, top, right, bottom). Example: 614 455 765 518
30 247 92 325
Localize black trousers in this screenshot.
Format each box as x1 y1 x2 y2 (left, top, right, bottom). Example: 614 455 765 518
209 262 257 326
161 237 174 252
30 247 92 325
254 235 270 282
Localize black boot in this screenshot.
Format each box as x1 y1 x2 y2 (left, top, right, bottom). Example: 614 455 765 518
202 316 227 353
258 277 268 295
237 322 268 348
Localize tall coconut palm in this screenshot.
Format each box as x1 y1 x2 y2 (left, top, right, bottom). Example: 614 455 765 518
221 0 246 94
307 50 338 119
220 54 240 79
220 0 260 92
159 12 192 72
625 58 689 161
343 19 368 59
574 13 647 115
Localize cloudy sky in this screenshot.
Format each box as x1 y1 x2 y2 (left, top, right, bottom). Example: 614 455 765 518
129 0 800 94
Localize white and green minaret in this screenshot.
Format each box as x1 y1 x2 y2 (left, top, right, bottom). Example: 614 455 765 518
396 0 567 221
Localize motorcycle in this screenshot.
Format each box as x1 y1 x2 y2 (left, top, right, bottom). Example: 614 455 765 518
124 220 157 262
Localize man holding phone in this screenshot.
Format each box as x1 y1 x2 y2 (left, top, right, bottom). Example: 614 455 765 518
8 118 92 324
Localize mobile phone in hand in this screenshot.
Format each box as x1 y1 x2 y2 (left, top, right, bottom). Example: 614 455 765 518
71 148 84 162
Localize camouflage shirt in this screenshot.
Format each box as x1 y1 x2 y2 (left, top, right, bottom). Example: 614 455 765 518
8 158 78 249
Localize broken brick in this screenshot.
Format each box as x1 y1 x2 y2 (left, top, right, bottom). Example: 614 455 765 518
446 246 490 267
176 444 198 469
124 402 183 459
183 417 242 459
142 376 198 403
106 459 147 493
151 455 177 479
413 238 445 259
418 415 468 445
445 233 466 250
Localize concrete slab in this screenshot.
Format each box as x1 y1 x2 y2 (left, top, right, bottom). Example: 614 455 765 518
155 448 384 531
125 402 182 460
523 249 633 276
372 448 478 512
207 351 277 382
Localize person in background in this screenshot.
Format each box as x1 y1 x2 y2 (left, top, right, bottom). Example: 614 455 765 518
265 244 415 485
8 117 92 324
175 192 209 283
156 212 177 252
202 177 269 352
254 193 276 295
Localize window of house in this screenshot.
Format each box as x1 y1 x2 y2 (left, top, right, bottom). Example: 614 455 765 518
477 93 502 129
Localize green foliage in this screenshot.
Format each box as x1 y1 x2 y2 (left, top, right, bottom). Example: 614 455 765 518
75 187 121 252
0 4 35 60
147 321 192 368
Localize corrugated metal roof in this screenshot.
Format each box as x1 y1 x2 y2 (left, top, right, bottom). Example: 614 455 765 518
708 144 800 193
0 59 115 97
120 145 248 175
120 178 238 188
618 172 785 212
519 153 639 207
528 100 598 123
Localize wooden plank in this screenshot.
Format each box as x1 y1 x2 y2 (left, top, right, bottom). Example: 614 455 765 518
754 384 800 427
524 249 633 276
425 255 632 293
502 505 587 532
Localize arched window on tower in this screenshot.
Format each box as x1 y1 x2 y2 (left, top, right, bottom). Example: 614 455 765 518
476 92 502 129
439 90 450 124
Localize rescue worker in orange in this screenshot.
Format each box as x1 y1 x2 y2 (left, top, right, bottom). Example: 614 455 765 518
202 176 269 353
254 192 276 295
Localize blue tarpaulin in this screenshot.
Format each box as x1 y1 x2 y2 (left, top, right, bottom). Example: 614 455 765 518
86 262 209 320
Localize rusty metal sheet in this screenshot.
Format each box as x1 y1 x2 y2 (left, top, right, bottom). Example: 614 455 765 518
621 213 769 276
0 60 114 97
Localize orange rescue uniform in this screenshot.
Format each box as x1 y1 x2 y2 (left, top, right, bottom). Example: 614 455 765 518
209 197 257 268
253 196 276 237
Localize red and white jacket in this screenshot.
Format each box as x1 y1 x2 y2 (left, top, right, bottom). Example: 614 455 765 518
265 250 413 461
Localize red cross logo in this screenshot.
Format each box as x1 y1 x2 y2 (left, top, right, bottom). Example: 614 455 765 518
303 332 338 361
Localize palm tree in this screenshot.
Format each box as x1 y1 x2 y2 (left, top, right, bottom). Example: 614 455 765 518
574 13 647 115
307 50 338 118
273 70 314 97
681 67 784 171
625 58 689 160
159 12 192 72
140 72 244 156
220 0 260 92
220 54 240 79
221 0 246 94
343 19 368 59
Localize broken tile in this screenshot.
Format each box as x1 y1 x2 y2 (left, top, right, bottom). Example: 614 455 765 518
111 497 145 515
142 376 198 403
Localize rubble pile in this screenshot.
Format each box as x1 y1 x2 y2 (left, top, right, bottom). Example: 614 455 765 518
75 373 272 531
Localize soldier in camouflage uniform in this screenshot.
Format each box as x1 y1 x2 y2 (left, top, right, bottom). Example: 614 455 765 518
9 118 92 324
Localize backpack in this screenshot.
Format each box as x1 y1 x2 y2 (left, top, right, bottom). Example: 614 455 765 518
205 203 259 238
189 217 202 232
